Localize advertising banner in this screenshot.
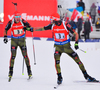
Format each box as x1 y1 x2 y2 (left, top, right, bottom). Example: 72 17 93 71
3 0 57 37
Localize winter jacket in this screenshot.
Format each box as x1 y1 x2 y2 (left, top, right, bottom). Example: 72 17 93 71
77 18 83 30
90 4 96 16
84 21 91 33
98 6 100 14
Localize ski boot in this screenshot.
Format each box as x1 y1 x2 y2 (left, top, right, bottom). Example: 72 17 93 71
57 73 63 85
8 67 13 82
27 66 32 79
83 71 99 82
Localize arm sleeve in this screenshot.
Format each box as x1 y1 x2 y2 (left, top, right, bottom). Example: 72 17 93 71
22 19 31 27
5 20 12 31
44 24 52 30
66 23 75 34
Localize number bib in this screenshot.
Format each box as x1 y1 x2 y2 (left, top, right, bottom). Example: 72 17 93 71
11 20 25 37
52 21 69 42
55 33 65 39
14 29 23 35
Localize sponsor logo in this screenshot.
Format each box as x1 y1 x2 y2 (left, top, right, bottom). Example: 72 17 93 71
13 25 23 28
54 28 65 31
8 13 50 21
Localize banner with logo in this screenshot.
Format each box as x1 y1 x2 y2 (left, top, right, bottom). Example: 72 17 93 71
3 0 57 37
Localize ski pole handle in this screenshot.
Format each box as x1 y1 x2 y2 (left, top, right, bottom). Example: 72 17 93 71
79 49 86 53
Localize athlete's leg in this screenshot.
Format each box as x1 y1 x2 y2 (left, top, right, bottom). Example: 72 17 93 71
9 39 18 77
54 44 63 84
64 43 86 71
64 43 99 82
19 38 32 76
54 44 62 74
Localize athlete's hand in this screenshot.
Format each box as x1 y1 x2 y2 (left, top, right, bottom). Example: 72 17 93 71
30 27 33 32
3 35 8 44
74 41 79 50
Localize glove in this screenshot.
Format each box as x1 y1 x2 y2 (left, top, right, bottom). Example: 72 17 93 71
3 35 8 44
30 27 33 32
74 41 79 50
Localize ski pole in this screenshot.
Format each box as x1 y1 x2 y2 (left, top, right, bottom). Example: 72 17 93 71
32 32 36 65
79 49 86 53
22 40 25 75
22 31 26 75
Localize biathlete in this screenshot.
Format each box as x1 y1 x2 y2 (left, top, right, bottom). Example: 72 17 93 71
34 13 99 84
3 11 33 80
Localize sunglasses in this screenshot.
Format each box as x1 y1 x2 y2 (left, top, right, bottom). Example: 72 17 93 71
15 16 21 18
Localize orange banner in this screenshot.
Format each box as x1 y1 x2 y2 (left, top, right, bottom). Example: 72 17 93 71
3 0 57 37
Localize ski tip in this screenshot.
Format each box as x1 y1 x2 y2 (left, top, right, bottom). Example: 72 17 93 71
22 73 24 75
54 87 57 89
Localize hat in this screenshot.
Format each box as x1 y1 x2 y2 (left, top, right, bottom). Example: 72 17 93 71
51 13 60 21
14 11 21 16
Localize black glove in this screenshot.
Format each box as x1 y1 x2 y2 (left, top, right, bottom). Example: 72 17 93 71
74 41 79 50
3 35 8 44
30 27 33 32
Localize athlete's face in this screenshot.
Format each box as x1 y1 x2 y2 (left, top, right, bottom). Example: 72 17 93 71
50 18 54 24
54 20 62 26
14 16 21 23
50 17 60 24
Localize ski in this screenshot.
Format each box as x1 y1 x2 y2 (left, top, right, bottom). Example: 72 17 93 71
74 80 100 83
8 77 12 82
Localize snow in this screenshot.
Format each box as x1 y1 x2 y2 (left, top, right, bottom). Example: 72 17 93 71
0 37 100 90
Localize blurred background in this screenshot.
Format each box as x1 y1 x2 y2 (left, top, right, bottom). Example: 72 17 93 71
0 0 100 40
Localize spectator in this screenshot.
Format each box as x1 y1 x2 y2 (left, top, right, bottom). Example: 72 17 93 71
63 13 70 23
69 18 77 41
78 0 85 12
77 16 83 39
84 18 91 41
90 3 96 24
95 17 100 28
96 2 100 16
98 7 100 16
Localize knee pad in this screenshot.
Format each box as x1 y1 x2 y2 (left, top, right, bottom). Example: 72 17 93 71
11 46 17 51
11 46 17 55
54 51 61 56
56 60 60 64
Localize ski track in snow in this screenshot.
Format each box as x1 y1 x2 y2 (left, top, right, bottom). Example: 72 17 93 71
0 38 100 90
